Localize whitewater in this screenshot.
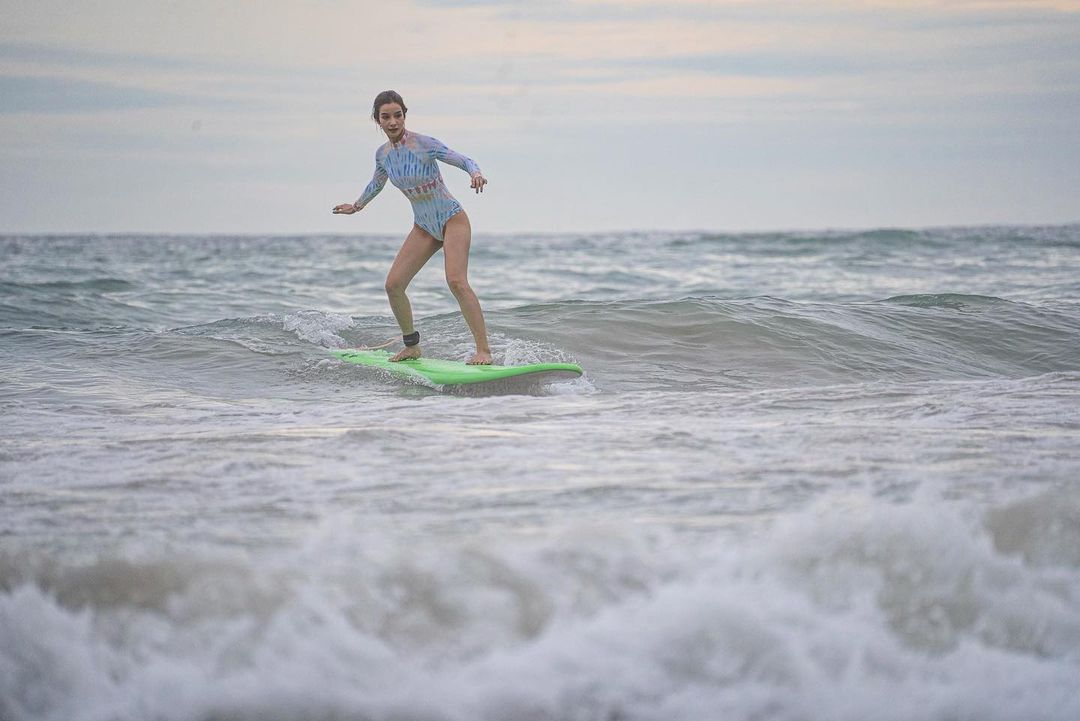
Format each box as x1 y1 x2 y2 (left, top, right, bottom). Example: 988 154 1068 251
2 226 1079 721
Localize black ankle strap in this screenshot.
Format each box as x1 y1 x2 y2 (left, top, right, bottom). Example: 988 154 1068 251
403 331 420 347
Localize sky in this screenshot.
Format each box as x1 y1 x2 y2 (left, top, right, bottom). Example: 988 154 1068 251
1 0 1078 234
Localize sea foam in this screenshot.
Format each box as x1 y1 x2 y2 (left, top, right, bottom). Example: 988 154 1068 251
2 491 1078 721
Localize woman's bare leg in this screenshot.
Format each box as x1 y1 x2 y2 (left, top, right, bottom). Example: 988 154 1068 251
442 212 492 365
385 224 441 361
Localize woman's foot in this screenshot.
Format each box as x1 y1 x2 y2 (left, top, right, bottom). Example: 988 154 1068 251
390 345 422 362
467 350 492 365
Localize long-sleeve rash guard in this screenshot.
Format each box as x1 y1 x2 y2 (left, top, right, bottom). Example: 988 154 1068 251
353 130 481 241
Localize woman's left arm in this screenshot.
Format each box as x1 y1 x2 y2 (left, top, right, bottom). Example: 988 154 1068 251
430 137 487 193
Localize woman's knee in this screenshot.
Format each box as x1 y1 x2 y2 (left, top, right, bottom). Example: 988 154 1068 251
385 274 406 295
445 274 471 297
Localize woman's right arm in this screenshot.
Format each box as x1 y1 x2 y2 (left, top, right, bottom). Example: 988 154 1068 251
333 154 388 214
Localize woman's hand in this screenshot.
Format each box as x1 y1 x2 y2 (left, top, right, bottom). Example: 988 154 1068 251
470 174 487 194
332 203 358 214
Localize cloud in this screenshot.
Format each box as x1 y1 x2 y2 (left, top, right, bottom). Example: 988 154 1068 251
1 0 1078 231
578 0 1080 9
0 75 182 113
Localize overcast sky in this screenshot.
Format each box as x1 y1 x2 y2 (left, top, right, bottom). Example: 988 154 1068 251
2 0 1078 234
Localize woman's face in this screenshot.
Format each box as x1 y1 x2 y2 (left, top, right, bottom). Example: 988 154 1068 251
377 103 405 141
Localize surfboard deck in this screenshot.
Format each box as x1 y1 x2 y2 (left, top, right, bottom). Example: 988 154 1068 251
330 349 583 386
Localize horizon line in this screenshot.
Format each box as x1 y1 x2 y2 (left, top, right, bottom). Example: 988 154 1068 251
3 220 1080 238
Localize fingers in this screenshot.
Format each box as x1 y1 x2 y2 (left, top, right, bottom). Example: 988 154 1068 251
471 175 487 194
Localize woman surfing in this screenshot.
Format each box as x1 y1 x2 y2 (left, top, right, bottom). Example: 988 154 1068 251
333 90 492 365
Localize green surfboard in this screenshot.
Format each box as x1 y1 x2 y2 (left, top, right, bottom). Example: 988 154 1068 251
330 349 583 386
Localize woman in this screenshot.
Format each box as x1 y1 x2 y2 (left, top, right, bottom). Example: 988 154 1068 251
333 90 492 365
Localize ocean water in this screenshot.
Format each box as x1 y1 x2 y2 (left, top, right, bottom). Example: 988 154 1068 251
2 226 1079 721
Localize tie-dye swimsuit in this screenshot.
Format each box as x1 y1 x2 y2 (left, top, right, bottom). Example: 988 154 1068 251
353 130 482 241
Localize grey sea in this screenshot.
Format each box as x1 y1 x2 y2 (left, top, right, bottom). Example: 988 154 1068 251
2 226 1080 721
